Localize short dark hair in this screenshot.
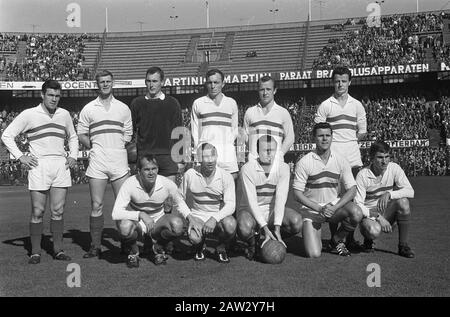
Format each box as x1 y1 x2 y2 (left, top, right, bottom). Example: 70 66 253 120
95 70 114 83
258 75 277 89
331 66 352 81
137 154 159 169
256 134 278 153
369 141 390 159
146 66 164 81
312 122 333 136
197 143 217 161
206 69 224 82
41 79 61 94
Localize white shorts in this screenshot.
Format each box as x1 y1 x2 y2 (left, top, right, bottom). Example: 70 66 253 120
300 198 340 224
217 161 238 175
86 149 129 181
211 143 239 174
28 157 71 191
331 141 362 168
137 211 165 234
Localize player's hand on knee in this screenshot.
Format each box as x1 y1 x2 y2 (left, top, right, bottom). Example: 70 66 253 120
187 215 203 237
19 155 38 168
377 192 391 213
203 217 217 235
65 157 77 170
377 215 392 233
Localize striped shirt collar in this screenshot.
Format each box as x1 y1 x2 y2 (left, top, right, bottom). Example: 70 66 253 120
192 165 224 185
135 174 164 193
36 103 62 115
93 95 118 107
205 93 225 103
366 163 390 180
256 100 278 111
329 94 355 105
250 158 268 172
145 92 165 100
311 150 335 162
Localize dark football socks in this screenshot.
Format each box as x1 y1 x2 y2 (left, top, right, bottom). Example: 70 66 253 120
397 214 410 245
90 214 104 248
329 222 338 239
50 219 64 253
333 221 355 244
123 230 139 255
30 222 43 255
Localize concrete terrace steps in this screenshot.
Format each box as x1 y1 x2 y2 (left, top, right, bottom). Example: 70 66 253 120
82 40 101 68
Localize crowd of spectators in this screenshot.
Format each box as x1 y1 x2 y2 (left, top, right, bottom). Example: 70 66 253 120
0 160 89 185
0 33 20 52
363 96 429 140
313 12 448 70
434 43 450 67
0 161 26 185
1 33 98 81
432 96 450 138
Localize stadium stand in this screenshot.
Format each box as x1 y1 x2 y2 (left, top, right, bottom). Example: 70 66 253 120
311 12 448 69
1 10 450 184
1 33 100 81
1 10 449 81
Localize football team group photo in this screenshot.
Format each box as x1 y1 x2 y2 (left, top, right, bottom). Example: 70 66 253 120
1 0 449 298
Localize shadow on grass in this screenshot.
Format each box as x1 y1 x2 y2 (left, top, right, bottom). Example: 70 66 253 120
372 247 398 256
2 235 56 256
2 236 31 256
66 228 125 264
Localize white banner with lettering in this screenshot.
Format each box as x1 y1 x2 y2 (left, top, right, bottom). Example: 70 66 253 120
0 63 432 90
289 139 429 152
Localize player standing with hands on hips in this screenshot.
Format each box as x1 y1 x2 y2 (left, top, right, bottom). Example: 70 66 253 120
2 79 78 264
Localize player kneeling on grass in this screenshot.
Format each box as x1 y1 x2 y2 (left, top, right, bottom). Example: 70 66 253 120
237 135 303 261
111 154 189 268
179 143 237 263
293 122 362 257
355 141 415 258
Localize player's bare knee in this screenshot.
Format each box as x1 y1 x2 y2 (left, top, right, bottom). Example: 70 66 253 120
396 198 410 215
348 204 363 223
361 220 381 240
91 201 103 216
221 216 237 235
189 229 203 245
50 205 64 219
305 247 321 258
237 219 254 240
118 220 134 237
31 214 44 223
289 214 303 234
169 216 184 236
31 207 45 220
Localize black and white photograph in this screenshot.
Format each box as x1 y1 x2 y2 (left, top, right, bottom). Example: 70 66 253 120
0 0 449 302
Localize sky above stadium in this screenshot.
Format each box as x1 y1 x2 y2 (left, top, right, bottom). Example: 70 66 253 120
1 0 449 33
